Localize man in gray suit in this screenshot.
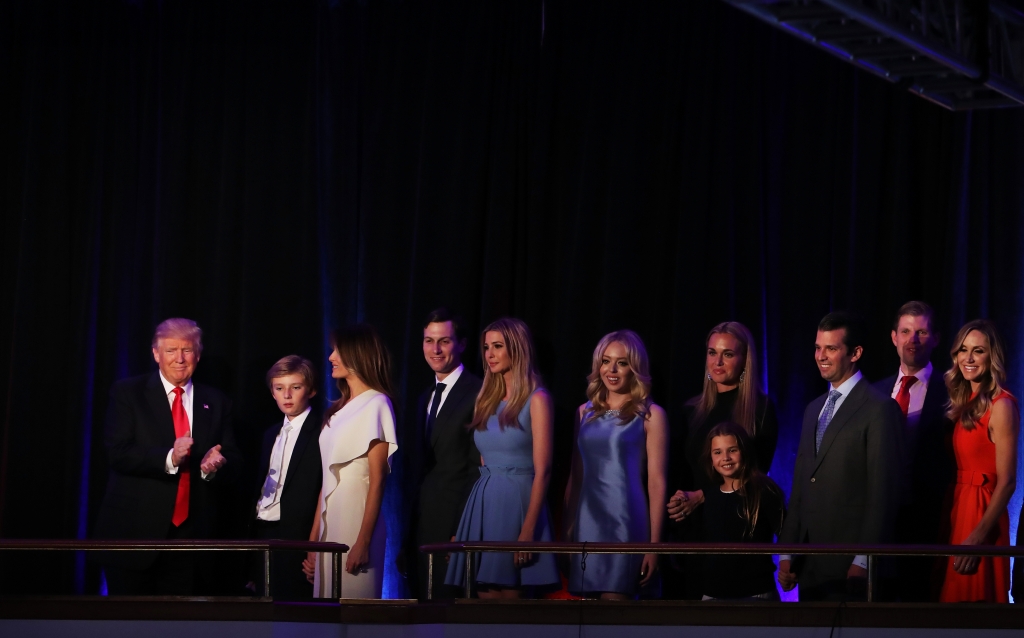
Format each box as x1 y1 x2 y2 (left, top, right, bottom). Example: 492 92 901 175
778 312 903 601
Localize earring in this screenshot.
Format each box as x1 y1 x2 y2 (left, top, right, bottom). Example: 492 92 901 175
739 371 746 383
707 372 712 381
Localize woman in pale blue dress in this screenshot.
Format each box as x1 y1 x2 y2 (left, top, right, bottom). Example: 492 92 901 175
564 330 668 598
446 318 559 597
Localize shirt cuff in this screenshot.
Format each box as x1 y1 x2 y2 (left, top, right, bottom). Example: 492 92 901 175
852 555 868 570
165 449 178 474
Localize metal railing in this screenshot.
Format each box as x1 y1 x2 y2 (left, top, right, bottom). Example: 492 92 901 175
420 541 1024 602
0 539 349 599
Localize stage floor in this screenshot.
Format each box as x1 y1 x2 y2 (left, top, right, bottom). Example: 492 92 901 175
2 598 1023 638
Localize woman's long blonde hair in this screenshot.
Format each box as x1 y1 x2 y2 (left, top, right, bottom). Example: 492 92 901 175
691 321 764 438
944 319 1008 430
581 330 652 425
470 317 542 430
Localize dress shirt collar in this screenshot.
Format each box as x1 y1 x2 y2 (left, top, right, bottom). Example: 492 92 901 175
830 369 863 396
436 362 464 387
159 371 193 399
284 405 312 430
896 361 932 387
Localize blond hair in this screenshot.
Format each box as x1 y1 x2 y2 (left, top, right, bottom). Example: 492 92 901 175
266 355 316 390
944 319 1008 430
152 318 203 355
581 330 652 425
691 321 764 438
470 318 541 430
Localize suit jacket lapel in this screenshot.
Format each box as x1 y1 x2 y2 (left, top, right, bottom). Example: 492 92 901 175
431 374 472 446
192 383 212 452
812 381 868 473
283 411 318 495
146 373 177 443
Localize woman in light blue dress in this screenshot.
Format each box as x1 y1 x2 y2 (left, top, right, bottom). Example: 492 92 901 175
564 330 668 598
445 317 559 597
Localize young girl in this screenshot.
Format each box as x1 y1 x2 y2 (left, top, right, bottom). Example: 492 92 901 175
699 421 785 601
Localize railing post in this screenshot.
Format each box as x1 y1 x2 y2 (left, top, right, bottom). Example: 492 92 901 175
867 554 876 602
263 549 272 598
427 553 434 601
464 551 473 599
333 551 342 600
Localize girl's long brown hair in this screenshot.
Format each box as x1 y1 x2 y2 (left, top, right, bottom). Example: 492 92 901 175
470 317 541 430
700 421 784 539
323 323 394 427
944 319 1009 430
691 321 765 438
581 330 652 425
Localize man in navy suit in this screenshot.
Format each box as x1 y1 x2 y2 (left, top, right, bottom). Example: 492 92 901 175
874 301 953 601
778 312 904 601
250 355 323 600
94 318 241 595
399 308 482 599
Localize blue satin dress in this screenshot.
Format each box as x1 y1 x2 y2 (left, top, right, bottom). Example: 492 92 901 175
569 408 648 595
445 394 559 588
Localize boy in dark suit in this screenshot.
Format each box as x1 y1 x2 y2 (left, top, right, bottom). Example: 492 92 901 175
251 355 323 600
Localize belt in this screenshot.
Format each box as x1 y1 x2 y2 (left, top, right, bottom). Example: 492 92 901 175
956 470 995 486
479 465 534 477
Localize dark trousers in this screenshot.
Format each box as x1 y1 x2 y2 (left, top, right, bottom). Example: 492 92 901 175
253 519 314 601
797 555 867 602
104 519 196 596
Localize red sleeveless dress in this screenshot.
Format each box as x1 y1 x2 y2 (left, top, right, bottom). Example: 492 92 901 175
938 392 1016 603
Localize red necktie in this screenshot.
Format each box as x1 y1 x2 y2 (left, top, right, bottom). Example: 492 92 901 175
171 387 191 526
895 375 918 417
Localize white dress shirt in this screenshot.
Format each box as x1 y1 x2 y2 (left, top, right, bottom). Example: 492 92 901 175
888 362 933 432
161 373 194 474
426 363 464 418
256 406 311 521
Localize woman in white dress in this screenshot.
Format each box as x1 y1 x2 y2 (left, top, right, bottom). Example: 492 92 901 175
302 324 398 599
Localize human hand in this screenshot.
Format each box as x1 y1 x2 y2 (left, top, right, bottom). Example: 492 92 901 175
302 552 317 583
639 553 658 586
513 529 534 568
777 559 797 591
953 530 986 574
346 540 370 575
666 490 703 521
171 436 193 467
200 444 226 474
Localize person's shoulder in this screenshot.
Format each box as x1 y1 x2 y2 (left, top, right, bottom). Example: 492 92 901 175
110 372 157 398
646 402 668 421
459 369 483 390
872 373 898 394
530 387 552 405
192 380 229 402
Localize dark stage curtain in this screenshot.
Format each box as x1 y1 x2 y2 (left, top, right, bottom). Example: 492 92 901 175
1 0 1023 596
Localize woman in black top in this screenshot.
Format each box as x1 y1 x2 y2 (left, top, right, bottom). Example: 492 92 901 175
662 321 778 599
698 421 785 600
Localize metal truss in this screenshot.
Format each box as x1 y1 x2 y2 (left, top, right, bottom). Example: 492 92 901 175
724 0 1024 110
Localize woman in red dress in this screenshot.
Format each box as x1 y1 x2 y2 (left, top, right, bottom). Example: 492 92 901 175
939 319 1019 603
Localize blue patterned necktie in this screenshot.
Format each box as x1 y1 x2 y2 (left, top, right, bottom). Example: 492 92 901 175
815 390 842 454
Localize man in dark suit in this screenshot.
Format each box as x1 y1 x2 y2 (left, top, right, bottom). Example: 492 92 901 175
399 308 482 600
874 301 953 601
250 355 323 600
778 312 903 601
94 318 241 595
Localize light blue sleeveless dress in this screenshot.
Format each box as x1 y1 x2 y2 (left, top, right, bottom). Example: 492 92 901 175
568 408 649 595
445 394 559 588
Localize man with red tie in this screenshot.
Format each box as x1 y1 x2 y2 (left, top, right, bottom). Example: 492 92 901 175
874 301 953 601
94 318 241 595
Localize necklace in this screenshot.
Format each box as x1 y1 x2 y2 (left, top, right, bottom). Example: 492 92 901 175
605 409 621 416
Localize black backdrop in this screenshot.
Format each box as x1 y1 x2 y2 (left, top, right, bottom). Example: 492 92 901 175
2 0 1023 597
